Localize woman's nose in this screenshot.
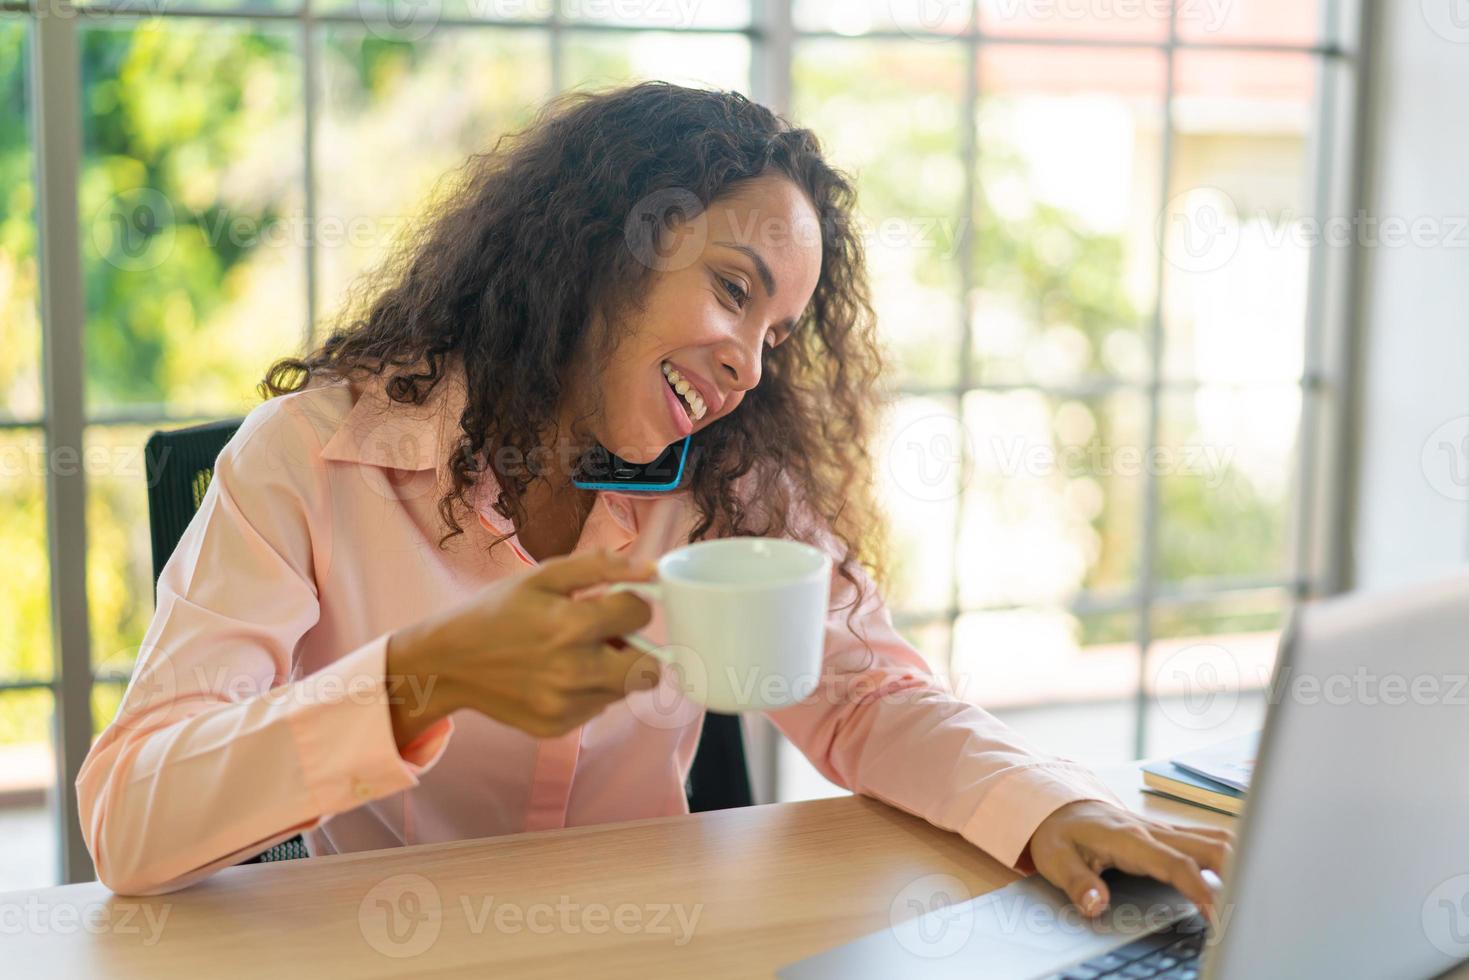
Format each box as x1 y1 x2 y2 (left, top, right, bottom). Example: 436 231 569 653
716 336 763 391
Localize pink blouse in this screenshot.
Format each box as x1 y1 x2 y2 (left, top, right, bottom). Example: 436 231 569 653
76 361 1122 895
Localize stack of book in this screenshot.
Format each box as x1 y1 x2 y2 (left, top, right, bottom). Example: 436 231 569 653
1140 731 1258 816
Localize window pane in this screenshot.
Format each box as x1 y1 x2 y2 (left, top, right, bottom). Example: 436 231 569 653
1160 51 1315 383
79 0 302 10
960 388 1146 608
317 28 551 318
0 688 58 890
953 607 1138 707
87 425 167 676
1155 386 1300 583
560 0 750 28
0 20 41 420
978 0 1166 40
80 21 307 418
877 395 960 614
91 680 138 748
0 429 52 682
897 619 951 677
1143 591 1286 752
1175 0 1322 45
319 0 547 28
560 30 751 93
793 39 965 388
795 0 972 38
777 736 850 802
992 699 1135 768
963 607 1139 765
972 45 1164 387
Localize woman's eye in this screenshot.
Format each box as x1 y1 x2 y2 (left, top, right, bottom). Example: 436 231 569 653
720 276 748 308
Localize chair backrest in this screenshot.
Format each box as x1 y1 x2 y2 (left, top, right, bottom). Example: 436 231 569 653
143 419 751 864
144 419 246 590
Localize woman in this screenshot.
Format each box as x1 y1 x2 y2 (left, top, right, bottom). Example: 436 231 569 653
77 82 1230 920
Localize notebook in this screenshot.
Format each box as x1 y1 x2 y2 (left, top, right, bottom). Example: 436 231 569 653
1140 760 1245 815
1171 731 1258 792
1139 731 1258 815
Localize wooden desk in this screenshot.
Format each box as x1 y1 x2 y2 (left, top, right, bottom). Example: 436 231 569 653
4 766 1454 979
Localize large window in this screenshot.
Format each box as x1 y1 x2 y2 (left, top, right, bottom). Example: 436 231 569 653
1 0 1360 885
778 0 1358 800
0 15 59 892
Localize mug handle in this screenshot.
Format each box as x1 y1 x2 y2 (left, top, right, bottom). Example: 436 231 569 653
605 582 672 661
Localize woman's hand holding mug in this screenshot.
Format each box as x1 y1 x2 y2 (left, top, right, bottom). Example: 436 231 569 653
385 548 664 746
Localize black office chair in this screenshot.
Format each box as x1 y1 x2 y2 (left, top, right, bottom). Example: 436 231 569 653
143 418 753 865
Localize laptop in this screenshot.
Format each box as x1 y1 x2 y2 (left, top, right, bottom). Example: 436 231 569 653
779 569 1469 980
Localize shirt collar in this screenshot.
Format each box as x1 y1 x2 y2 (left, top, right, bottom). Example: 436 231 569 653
316 358 687 536
317 362 465 472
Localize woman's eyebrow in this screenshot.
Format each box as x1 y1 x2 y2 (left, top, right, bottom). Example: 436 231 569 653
714 240 777 298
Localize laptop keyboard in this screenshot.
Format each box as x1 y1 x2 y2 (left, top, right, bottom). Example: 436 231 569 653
1040 913 1209 980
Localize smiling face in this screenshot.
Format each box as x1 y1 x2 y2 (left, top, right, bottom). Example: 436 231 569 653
570 174 825 465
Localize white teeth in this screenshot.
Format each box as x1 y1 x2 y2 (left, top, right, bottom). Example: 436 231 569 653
660 361 706 421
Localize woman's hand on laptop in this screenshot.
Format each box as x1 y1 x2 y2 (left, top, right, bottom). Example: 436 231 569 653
1024 800 1235 924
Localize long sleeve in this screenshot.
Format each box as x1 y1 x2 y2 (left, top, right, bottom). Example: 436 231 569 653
76 396 454 896
765 514 1124 873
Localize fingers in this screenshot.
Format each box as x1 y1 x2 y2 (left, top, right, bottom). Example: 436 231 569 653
521 645 663 737
615 646 664 695
1082 830 1218 923
530 548 656 596
1037 844 1111 918
1174 824 1237 846
560 590 656 644
547 642 662 697
587 642 663 696
1151 826 1235 875
519 687 622 737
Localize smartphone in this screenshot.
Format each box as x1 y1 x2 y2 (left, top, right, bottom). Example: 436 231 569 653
571 435 692 492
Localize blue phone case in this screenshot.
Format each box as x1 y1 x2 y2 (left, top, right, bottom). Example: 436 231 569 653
571 435 691 492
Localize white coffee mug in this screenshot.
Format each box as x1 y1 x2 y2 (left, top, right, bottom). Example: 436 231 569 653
608 537 832 713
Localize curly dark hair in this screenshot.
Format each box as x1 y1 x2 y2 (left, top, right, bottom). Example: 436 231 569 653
261 81 892 635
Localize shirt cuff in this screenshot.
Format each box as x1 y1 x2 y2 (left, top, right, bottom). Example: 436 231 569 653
284 634 454 816
959 762 1126 871
401 715 455 772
